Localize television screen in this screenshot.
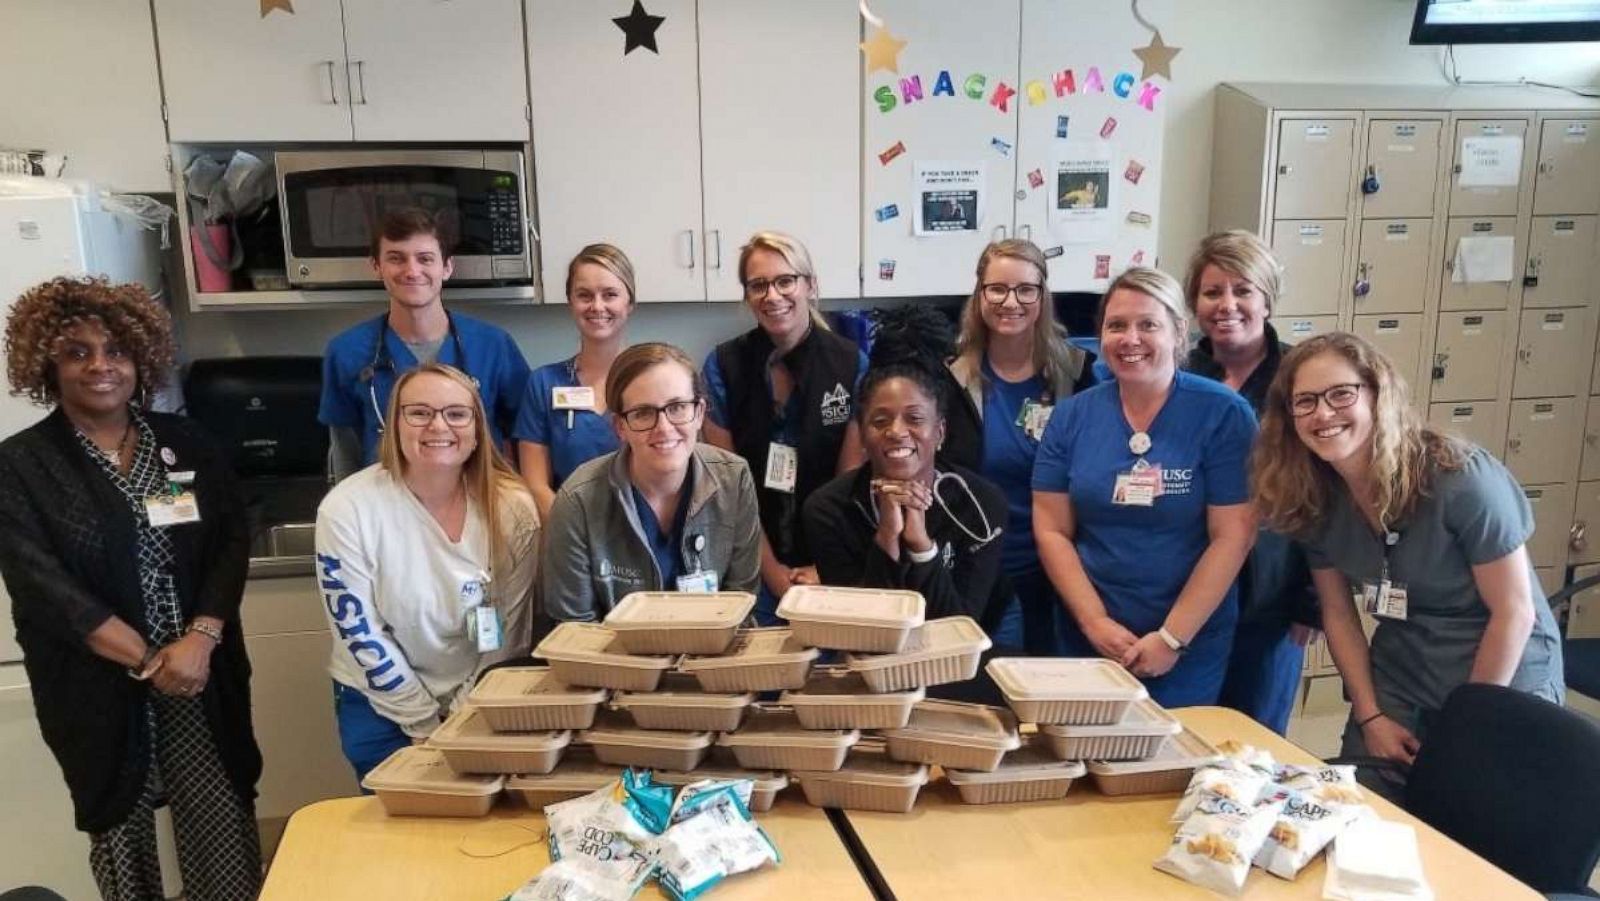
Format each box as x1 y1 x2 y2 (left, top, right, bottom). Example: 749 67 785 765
1411 0 1600 43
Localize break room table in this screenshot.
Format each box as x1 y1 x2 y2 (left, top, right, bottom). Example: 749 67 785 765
834 705 1540 899
258 793 873 901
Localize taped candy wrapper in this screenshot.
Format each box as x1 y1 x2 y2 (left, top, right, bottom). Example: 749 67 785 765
1155 789 1286 896
651 780 780 901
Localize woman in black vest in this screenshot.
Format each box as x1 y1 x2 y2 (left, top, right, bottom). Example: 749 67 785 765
702 231 867 624
0 277 261 900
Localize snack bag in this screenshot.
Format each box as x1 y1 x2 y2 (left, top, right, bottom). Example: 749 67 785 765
1154 789 1286 896
1170 764 1271 823
1215 739 1277 775
1271 763 1357 794
1253 780 1367 880
651 783 781 901
668 778 754 824
516 770 674 901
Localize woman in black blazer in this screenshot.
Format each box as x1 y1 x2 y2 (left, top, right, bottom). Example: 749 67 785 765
0 277 261 901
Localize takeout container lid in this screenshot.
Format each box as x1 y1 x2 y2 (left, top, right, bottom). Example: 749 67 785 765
361 746 503 808
945 740 1089 784
845 616 991 690
881 700 1021 752
535 622 676 671
1039 698 1182 738
604 591 756 631
680 628 820 671
1086 727 1222 776
776 585 925 629
504 748 623 793
467 666 607 708
612 673 754 711
427 706 573 752
985 657 1147 702
577 710 715 750
779 670 925 706
717 706 861 750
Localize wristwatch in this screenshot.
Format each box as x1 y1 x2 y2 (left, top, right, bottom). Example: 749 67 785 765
1157 626 1189 654
127 647 159 680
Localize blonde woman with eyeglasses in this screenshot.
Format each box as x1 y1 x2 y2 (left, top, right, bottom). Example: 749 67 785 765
1252 332 1562 791
544 342 761 624
315 363 540 782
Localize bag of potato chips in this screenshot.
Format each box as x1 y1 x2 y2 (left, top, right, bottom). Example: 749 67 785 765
1155 788 1286 896
1170 764 1271 823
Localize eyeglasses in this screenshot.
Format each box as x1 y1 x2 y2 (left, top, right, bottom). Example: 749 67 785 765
744 273 808 300
1289 383 1364 418
981 283 1044 305
620 398 702 432
399 403 476 428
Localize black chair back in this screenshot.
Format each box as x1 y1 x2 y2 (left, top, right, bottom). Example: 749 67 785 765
1404 682 1600 895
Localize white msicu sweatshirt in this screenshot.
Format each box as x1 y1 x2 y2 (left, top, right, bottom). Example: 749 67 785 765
315 465 539 737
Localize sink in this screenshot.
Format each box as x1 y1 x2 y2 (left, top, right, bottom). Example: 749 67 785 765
250 522 316 559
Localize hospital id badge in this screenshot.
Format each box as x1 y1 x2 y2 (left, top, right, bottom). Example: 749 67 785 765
467 604 503 653
1360 579 1409 621
764 442 798 493
676 570 719 593
552 386 595 410
1112 461 1159 507
1024 403 1054 441
145 491 200 527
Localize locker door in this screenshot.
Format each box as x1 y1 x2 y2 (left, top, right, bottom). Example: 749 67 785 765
1506 397 1582 485
1354 219 1431 314
1440 217 1517 311
1522 483 1576 570
1449 118 1527 217
1270 220 1346 317
1427 399 1508 457
1523 216 1597 309
1582 399 1600 482
1513 307 1592 398
1572 563 1600 638
1275 315 1338 344
1352 313 1423 388
1573 480 1600 566
1533 119 1600 216
1362 119 1442 219
1274 119 1356 219
1430 311 1506 402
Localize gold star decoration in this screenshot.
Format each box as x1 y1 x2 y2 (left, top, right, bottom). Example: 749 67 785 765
260 0 294 17
1133 30 1180 81
861 27 907 75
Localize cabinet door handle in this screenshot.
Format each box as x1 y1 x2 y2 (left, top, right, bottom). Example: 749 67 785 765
682 230 696 270
993 225 1008 241
1518 345 1532 365
709 229 722 270
1539 160 1555 175
1019 224 1032 241
322 60 339 104
1508 437 1523 453
1278 164 1292 176
352 60 368 105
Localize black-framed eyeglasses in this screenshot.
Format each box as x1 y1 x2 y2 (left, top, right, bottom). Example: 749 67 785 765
399 403 476 428
1289 383 1364 418
620 397 702 432
744 273 808 300
981 282 1044 305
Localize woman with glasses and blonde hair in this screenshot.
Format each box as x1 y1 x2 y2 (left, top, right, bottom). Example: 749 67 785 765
515 243 636 523
944 239 1096 655
1033 267 1258 706
702 231 867 623
315 363 540 782
1253 332 1562 785
545 342 761 623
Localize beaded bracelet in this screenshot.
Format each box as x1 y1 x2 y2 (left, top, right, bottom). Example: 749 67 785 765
187 620 224 643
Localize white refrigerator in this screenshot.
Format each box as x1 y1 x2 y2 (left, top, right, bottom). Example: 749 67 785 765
0 184 163 899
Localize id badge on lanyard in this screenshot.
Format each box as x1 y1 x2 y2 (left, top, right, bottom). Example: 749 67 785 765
1357 530 1409 621
764 443 798 493
1112 458 1160 507
145 466 201 527
553 385 595 430
675 534 718 592
461 575 502 652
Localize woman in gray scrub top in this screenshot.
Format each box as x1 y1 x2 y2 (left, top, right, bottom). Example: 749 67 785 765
1252 332 1563 785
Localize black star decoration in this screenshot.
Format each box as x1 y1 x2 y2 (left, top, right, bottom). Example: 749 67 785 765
613 0 665 56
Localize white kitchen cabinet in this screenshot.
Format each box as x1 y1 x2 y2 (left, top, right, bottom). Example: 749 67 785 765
0 665 97 898
156 0 527 142
0 0 169 192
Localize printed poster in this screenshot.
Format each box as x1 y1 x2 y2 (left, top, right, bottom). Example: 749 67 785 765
1050 140 1115 244
914 160 986 236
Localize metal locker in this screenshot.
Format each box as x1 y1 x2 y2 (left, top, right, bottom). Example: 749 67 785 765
1430 311 1507 402
1573 481 1600 566
1582 399 1600 482
1427 399 1508 457
1571 563 1600 638
1352 313 1423 389
1506 397 1582 485
1533 119 1600 216
1362 119 1442 219
1270 220 1346 316
1449 119 1528 218
1275 315 1338 344
1522 216 1597 309
1513 307 1592 398
1354 219 1431 314
1274 118 1356 219
1522 482 1575 571
1440 217 1517 311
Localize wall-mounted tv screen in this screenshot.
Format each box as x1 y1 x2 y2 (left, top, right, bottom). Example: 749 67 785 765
1411 0 1600 43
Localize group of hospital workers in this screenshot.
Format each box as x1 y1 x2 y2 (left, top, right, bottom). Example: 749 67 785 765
0 206 1564 900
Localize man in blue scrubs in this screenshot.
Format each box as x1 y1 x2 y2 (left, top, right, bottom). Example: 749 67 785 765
319 208 530 478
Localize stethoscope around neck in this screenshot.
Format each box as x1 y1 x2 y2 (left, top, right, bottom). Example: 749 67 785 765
357 313 477 432
862 468 1002 547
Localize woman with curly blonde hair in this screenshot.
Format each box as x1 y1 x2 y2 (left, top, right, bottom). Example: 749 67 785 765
1253 332 1563 789
0 276 262 899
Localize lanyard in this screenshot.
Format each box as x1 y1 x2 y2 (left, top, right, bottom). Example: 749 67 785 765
359 313 471 429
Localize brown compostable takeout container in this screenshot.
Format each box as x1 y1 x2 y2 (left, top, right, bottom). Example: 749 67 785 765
679 627 819 692
776 585 925 652
611 672 754 733
426 705 571 775
880 699 1021 772
361 746 503 818
845 616 992 691
534 622 675 692
985 657 1148 725
602 591 756 655
466 666 608 732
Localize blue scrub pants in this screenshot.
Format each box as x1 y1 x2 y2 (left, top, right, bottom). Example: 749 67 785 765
333 682 411 787
1218 621 1306 736
1012 568 1065 656
1056 616 1232 708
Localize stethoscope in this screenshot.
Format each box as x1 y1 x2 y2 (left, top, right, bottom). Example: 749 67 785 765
860 468 1002 547
357 313 475 431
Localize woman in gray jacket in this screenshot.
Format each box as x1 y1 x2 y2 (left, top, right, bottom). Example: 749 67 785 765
543 342 762 621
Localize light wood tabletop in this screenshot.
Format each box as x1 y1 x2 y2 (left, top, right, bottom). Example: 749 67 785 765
258 792 874 901
836 705 1539 900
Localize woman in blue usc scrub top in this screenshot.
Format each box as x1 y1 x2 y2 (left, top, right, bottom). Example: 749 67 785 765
515 244 634 523
942 239 1096 656
1033 267 1258 707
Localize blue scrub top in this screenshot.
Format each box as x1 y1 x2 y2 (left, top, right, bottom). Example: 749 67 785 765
1032 370 1257 649
978 358 1052 575
631 481 692 589
512 358 620 489
318 312 532 466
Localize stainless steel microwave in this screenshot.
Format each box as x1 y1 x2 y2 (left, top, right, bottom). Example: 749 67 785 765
274 149 532 288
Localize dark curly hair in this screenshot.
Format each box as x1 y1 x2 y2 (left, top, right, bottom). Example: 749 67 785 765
4 276 175 407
